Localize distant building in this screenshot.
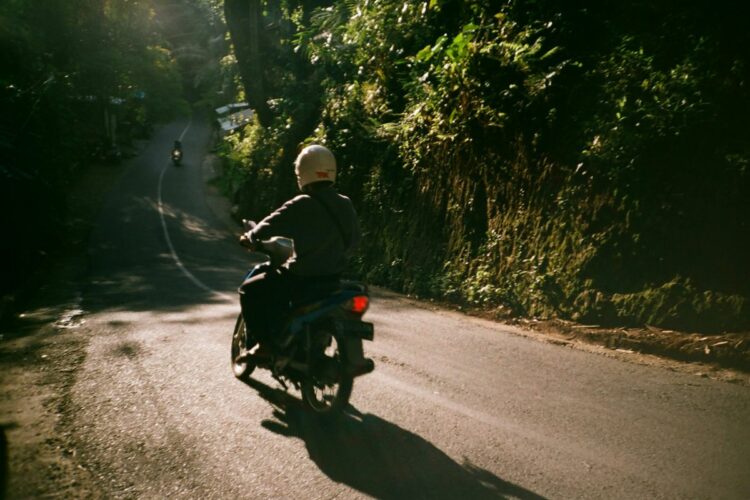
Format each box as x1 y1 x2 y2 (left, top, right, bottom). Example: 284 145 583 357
215 102 254 135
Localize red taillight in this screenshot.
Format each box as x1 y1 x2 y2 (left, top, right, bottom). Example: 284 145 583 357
351 295 369 314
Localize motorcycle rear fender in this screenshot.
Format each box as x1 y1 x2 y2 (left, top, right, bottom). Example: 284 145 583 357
287 290 365 336
341 336 374 377
314 318 373 377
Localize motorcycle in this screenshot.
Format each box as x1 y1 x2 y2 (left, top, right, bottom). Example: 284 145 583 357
171 148 182 166
231 228 375 416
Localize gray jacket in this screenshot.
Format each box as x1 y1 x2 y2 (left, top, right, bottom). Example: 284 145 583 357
248 185 361 277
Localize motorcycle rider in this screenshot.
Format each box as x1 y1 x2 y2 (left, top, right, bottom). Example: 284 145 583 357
172 140 183 164
238 144 361 359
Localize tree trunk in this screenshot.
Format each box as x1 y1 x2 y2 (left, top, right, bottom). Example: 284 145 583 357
224 0 272 126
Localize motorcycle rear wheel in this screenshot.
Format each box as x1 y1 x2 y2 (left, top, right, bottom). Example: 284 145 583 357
301 333 353 415
231 314 256 381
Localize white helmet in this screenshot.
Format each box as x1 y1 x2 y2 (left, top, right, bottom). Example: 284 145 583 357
295 144 336 190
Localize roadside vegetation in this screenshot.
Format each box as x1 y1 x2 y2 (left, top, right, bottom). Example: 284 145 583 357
219 0 749 334
2 1 748 336
0 0 224 318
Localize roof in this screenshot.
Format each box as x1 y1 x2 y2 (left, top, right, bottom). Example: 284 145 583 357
215 102 249 115
218 108 255 133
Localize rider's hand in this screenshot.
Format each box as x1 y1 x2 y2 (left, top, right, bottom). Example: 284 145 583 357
239 233 254 249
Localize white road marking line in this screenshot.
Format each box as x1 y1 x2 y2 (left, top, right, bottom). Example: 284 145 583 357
178 117 192 141
157 118 232 301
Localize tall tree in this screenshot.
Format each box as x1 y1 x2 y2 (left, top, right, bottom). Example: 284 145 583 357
224 0 271 125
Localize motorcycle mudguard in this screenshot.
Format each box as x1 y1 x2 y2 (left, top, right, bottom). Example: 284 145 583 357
333 318 374 340
341 336 374 376
286 290 363 336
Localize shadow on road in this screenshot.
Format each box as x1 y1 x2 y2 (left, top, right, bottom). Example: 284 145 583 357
0 425 7 500
245 379 546 500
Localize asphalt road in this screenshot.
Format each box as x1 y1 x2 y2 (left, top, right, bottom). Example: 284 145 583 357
59 117 750 498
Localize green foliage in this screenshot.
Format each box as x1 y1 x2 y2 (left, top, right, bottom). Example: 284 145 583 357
611 278 750 333
0 0 205 296
222 0 750 332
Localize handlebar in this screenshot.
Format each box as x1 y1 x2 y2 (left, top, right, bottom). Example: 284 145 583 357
239 232 294 267
239 220 257 249
239 232 256 250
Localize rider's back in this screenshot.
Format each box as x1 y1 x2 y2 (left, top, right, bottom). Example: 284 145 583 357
248 184 361 278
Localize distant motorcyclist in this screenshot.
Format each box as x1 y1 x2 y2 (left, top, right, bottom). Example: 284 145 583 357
238 144 361 357
171 140 183 165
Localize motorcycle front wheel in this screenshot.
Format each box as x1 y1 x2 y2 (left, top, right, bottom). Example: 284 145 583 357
301 333 353 415
231 314 256 381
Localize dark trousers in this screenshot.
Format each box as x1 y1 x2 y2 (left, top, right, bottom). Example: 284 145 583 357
239 267 290 344
238 268 340 346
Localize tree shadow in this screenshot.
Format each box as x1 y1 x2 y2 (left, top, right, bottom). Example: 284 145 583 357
245 379 546 500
